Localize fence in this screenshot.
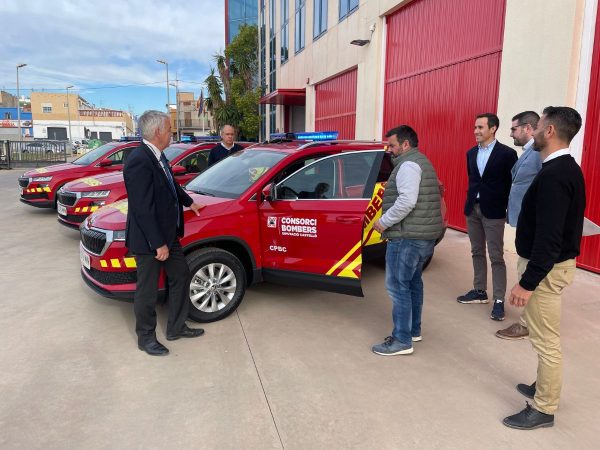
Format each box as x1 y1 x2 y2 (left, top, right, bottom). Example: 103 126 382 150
0 140 68 169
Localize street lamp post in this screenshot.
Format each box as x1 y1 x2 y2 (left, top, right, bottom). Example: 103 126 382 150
170 80 180 141
66 85 74 151
156 59 170 113
16 63 27 143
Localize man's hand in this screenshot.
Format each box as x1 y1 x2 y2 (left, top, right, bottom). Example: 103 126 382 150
189 202 204 216
155 245 169 261
508 283 533 307
372 219 387 233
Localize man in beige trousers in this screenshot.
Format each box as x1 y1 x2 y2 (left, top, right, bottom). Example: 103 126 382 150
503 107 586 430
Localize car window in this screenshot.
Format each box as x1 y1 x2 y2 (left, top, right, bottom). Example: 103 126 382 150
178 150 209 174
107 149 125 163
186 149 287 198
377 152 394 182
72 143 119 165
276 151 379 200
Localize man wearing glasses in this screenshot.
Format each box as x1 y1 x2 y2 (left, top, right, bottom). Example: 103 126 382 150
496 111 542 340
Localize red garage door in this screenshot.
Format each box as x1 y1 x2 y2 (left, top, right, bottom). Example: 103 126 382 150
578 9 600 274
315 68 357 139
383 0 506 230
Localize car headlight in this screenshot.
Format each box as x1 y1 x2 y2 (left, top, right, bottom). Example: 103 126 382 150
32 176 52 182
82 190 110 198
113 230 126 241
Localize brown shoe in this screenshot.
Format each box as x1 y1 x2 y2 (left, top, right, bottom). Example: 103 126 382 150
495 322 528 340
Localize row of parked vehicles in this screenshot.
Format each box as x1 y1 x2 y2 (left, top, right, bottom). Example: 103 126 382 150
18 134 447 322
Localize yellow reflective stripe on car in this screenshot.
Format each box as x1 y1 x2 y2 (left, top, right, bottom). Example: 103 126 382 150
43 187 51 192
326 240 362 276
110 259 121 268
100 260 108 268
337 253 362 279
123 257 137 268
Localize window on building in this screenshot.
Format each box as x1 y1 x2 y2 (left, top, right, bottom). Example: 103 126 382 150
269 0 277 91
280 0 289 64
42 106 52 113
269 105 277 136
339 0 359 21
228 0 258 43
260 0 266 91
295 0 306 53
313 0 327 38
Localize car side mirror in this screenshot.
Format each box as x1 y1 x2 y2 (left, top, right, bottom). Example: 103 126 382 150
262 183 274 202
98 160 113 167
172 165 187 176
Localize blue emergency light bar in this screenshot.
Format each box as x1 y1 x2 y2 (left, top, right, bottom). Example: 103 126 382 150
119 136 141 142
180 135 221 143
269 131 339 141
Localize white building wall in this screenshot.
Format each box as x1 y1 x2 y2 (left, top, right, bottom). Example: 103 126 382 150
33 119 128 141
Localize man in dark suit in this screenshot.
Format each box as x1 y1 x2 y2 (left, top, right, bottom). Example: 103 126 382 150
207 124 244 166
124 110 204 356
457 113 518 321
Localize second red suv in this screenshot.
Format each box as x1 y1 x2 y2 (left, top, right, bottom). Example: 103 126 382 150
56 142 221 228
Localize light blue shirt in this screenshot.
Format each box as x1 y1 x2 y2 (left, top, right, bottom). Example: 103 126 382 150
476 139 496 176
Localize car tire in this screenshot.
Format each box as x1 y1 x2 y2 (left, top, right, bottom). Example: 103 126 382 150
186 247 246 323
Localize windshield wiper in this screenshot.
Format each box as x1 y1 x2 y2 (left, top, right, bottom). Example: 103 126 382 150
193 190 215 197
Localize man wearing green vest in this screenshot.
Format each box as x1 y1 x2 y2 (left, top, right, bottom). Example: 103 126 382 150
372 125 444 356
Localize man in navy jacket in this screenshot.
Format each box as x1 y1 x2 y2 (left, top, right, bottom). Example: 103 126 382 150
124 110 204 356
457 113 518 321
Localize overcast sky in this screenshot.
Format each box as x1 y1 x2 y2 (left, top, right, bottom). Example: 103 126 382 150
0 0 225 116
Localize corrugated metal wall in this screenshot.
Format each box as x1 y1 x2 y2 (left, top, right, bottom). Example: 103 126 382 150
315 68 357 139
383 0 506 230
578 9 600 274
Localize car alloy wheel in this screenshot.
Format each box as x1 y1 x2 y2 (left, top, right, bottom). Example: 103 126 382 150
186 247 246 322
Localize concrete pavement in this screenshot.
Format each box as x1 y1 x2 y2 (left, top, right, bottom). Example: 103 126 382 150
1 168 599 449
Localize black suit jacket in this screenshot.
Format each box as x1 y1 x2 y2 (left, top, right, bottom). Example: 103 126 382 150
464 141 518 219
123 143 194 255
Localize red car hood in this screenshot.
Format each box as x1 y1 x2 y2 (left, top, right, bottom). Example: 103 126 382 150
86 194 236 231
65 172 124 192
24 163 79 177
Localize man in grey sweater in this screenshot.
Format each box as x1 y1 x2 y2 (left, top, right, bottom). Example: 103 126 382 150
497 111 542 340
372 125 444 356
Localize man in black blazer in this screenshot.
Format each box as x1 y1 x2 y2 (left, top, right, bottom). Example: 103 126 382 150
457 113 518 321
124 110 204 356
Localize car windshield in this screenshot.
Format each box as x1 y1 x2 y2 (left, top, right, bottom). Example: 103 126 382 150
72 143 119 165
163 145 188 162
186 149 287 198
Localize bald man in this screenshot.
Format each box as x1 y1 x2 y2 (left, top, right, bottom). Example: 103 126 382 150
207 125 244 166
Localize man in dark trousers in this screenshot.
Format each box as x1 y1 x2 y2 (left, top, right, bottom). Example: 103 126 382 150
503 107 585 430
496 111 542 340
458 113 518 321
207 124 244 166
124 110 204 356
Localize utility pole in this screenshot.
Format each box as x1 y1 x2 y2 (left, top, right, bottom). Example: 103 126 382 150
66 85 74 150
156 59 170 113
16 63 27 143
170 78 180 141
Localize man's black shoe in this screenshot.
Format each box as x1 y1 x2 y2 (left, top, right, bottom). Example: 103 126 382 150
503 402 554 430
517 381 536 399
457 289 489 304
138 340 169 356
166 325 205 341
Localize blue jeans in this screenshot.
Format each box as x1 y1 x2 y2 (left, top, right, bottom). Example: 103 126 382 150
385 238 435 346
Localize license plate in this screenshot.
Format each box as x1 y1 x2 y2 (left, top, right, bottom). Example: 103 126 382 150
57 203 67 216
80 248 91 270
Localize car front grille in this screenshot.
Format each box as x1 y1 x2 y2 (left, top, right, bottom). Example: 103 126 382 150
61 214 87 224
57 191 77 206
84 267 137 285
80 228 107 255
18 177 29 188
22 192 49 200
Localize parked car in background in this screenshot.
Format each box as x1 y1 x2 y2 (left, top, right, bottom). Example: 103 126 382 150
56 142 251 228
18 141 139 208
23 141 65 154
79 137 448 323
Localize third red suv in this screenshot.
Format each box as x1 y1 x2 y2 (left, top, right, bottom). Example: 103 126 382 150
79 140 447 323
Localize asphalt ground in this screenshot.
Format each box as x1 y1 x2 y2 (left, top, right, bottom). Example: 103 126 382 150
1 168 599 450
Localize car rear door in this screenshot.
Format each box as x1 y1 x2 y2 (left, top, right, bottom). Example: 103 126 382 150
258 149 385 297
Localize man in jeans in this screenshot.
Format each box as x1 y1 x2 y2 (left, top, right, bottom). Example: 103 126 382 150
372 125 444 356
496 111 542 340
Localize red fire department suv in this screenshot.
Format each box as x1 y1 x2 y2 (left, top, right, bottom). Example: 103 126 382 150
18 141 140 208
56 142 237 229
79 139 447 323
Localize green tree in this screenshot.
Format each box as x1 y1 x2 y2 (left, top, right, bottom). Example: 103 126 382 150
203 24 261 140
